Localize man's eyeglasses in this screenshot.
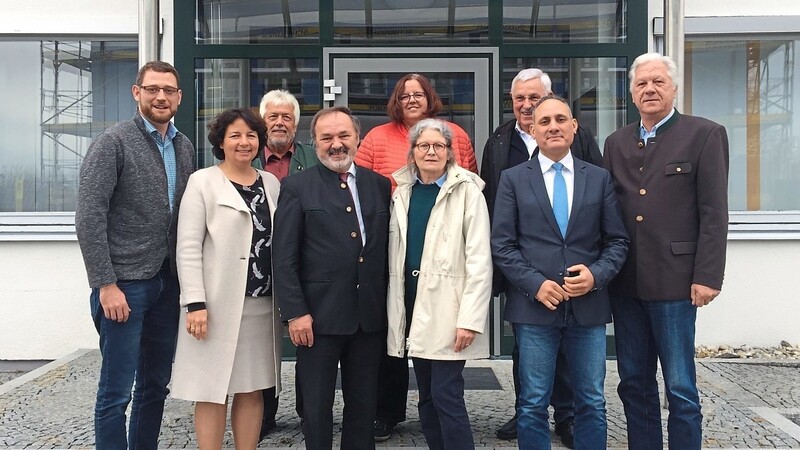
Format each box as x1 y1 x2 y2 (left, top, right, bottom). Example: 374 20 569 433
415 143 447 153
139 85 180 96
399 92 426 103
513 94 542 104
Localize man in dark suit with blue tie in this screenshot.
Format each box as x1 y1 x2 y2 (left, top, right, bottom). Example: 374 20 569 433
273 106 391 449
491 95 628 449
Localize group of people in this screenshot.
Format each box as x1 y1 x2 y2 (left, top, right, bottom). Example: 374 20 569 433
76 50 728 450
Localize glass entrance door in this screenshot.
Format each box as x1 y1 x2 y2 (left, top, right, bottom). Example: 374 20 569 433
324 48 504 354
325 48 497 166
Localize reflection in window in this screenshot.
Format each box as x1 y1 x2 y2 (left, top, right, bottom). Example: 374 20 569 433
347 72 475 140
196 58 321 168
502 57 627 147
503 0 625 43
334 0 488 43
688 39 800 211
196 0 319 44
0 40 138 212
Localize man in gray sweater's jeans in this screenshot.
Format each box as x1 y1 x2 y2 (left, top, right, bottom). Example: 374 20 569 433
75 61 195 450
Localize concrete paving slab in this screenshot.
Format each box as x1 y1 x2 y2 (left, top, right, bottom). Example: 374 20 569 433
1 350 799 449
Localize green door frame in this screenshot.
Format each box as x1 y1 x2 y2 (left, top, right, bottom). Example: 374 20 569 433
172 0 648 358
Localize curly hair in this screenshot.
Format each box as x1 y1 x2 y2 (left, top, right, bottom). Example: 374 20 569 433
207 108 267 161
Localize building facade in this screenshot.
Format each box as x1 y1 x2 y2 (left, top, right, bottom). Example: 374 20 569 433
0 0 798 359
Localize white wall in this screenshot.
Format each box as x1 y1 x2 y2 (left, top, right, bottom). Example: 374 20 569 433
1 239 798 359
0 0 137 35
696 240 800 347
0 241 97 360
648 0 800 17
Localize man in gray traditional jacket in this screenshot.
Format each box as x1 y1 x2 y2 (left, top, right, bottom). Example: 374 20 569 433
75 61 195 450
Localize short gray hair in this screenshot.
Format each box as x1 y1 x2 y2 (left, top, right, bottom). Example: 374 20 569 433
511 68 553 95
629 52 679 93
406 118 456 175
259 89 301 126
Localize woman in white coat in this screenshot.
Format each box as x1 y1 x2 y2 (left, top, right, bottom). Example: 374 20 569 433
387 118 492 450
172 108 282 449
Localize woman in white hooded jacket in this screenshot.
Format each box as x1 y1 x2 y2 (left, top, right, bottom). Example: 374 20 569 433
387 118 492 450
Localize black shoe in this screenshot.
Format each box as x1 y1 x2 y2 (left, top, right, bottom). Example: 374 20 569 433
496 415 517 440
373 419 394 442
554 418 575 449
258 418 277 441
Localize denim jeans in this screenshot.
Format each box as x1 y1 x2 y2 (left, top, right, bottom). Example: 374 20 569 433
511 336 575 424
515 315 607 450
412 358 473 450
611 295 701 450
90 266 180 450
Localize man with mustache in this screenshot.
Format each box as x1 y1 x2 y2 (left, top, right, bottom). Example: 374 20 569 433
256 89 318 439
258 89 319 180
273 107 391 449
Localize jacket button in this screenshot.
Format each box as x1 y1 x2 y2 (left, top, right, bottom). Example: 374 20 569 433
636 215 644 222
676 167 682 172
351 231 358 238
346 206 353 213
358 256 364 263
340 182 347 189
639 166 644 172
639 188 647 196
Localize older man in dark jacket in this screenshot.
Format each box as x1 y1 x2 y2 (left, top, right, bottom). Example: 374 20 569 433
480 68 602 447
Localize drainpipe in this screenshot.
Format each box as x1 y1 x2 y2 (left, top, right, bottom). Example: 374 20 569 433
139 0 160 66
664 0 685 111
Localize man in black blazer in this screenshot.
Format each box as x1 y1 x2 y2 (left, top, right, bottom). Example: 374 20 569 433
491 96 628 449
481 67 602 445
603 53 729 450
273 106 391 450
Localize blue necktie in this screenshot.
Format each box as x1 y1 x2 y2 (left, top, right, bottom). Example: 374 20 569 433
552 162 568 238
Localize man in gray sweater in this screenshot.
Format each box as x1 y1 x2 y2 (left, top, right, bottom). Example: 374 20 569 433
75 61 195 450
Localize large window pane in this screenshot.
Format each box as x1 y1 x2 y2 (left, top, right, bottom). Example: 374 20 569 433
195 58 321 168
0 40 138 213
334 0 489 43
502 57 628 148
346 71 475 142
688 39 800 211
503 0 626 43
196 0 319 44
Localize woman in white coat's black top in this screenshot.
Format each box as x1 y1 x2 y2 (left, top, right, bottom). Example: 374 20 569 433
172 108 282 450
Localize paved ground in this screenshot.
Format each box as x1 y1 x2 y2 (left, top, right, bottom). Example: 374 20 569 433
1 349 800 449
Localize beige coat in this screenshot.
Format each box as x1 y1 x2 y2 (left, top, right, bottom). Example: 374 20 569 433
171 166 282 403
387 164 492 360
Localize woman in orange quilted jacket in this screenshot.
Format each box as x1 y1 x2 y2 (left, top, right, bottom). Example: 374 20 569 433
355 73 478 189
358 73 480 442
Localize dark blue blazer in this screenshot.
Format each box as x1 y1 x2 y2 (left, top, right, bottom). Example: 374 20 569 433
491 155 629 326
273 163 391 335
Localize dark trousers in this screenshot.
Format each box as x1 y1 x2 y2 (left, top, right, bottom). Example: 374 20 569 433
262 362 303 423
375 352 409 424
296 328 382 450
512 327 575 424
262 383 303 423
412 358 474 450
